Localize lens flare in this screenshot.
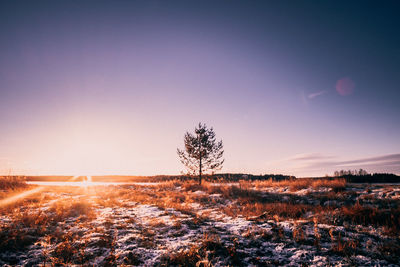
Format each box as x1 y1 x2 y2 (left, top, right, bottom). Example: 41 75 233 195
0 175 94 207
336 77 355 96
0 186 44 207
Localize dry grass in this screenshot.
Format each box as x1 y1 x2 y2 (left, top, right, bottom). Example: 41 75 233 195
0 176 27 190
161 232 243 266
292 222 306 243
0 191 43 215
0 191 95 258
224 202 323 220
253 178 347 192
49 199 95 221
52 233 78 264
330 232 359 256
340 202 400 234
0 208 49 252
1 180 399 265
97 180 344 223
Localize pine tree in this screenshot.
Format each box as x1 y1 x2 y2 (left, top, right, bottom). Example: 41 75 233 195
177 123 224 184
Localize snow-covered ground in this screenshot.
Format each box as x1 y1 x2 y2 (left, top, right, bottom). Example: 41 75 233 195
0 182 399 266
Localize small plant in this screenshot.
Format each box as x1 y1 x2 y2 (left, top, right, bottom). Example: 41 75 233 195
313 217 321 250
52 233 78 264
292 222 306 243
331 232 359 256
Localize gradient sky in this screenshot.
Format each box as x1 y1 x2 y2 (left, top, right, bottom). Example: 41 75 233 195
1 1 399 176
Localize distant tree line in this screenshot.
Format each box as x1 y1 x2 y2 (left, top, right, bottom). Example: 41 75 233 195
333 169 369 177
333 169 400 183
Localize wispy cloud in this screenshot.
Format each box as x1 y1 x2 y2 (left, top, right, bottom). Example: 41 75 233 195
308 90 327 99
289 153 335 161
290 153 400 175
337 154 400 166
300 90 328 107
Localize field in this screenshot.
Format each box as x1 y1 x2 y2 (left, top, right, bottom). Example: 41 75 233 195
1 177 400 266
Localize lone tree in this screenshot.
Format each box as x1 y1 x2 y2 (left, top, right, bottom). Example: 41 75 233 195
177 123 224 184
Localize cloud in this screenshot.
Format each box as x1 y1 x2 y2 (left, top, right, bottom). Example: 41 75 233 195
290 153 335 161
337 154 400 165
300 89 327 107
308 90 326 99
291 153 400 175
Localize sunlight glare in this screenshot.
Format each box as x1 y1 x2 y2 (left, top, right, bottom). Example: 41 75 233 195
0 187 44 207
82 175 93 188
0 175 97 208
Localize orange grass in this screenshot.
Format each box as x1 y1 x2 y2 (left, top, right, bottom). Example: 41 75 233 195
0 176 27 190
253 178 347 191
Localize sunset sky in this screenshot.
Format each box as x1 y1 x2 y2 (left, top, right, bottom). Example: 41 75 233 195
1 1 399 177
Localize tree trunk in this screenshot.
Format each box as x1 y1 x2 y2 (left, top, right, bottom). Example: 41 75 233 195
199 156 202 185
199 134 202 185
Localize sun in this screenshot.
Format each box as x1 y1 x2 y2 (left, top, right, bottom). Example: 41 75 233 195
81 175 93 187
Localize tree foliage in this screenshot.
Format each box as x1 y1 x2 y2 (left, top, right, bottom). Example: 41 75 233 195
177 123 224 184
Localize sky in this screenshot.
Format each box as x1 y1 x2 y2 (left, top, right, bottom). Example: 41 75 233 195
0 0 399 177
